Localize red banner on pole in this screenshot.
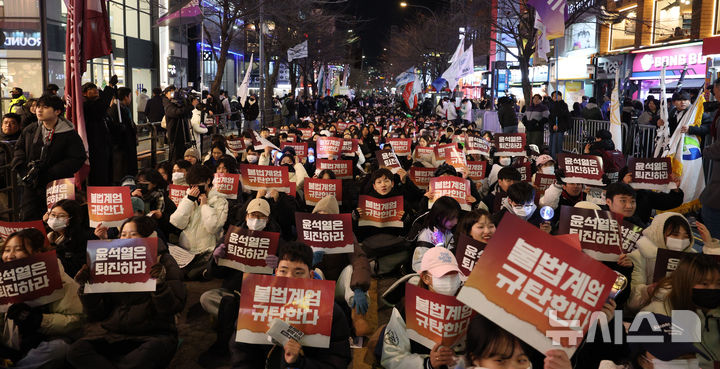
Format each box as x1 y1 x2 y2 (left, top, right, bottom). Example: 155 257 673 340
236 274 335 348
558 154 605 186
0 251 64 311
557 206 623 261
358 195 403 228
295 213 354 254
315 159 352 180
213 173 240 199
493 133 526 157
85 238 158 293
220 226 280 274
46 178 75 210
87 186 134 228
239 164 291 193
429 177 472 211
304 178 342 206
405 284 474 349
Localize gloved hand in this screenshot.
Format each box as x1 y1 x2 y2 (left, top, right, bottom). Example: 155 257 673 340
554 168 566 184
265 254 279 269
109 74 118 86
7 303 42 333
149 263 167 285
351 288 369 315
213 243 228 263
312 251 325 267
74 264 91 286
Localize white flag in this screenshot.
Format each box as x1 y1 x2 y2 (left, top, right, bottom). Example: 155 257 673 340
395 67 416 87
534 12 550 62
441 45 474 92
238 53 253 107
287 40 308 62
449 36 465 64
609 68 623 151
654 65 671 157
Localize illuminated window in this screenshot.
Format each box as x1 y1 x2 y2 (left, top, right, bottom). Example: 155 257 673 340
653 0 691 43
610 7 637 50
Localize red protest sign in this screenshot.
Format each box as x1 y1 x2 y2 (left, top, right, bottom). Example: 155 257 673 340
226 138 245 152
387 138 412 156
220 226 280 274
236 274 335 348
405 283 474 349
85 238 159 293
358 195 403 228
558 154 604 186
0 250 64 311
267 127 277 136
281 142 308 158
466 161 487 184
457 215 617 356
621 221 643 254
46 178 75 210
557 206 623 261
494 133 526 157
466 136 491 157
414 147 436 164
239 164 291 193
454 234 487 276
336 121 349 131
653 249 720 282
316 137 343 159
435 143 467 171
376 149 402 173
295 213 354 254
87 186 134 228
213 173 241 200
315 159 353 180
429 177 472 211
340 139 359 156
628 157 673 191
299 128 313 140
304 178 342 206
0 221 47 243
168 184 189 207
513 157 532 182
533 173 556 197
409 167 435 189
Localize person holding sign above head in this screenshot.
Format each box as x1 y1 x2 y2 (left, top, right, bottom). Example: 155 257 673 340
44 199 88 278
379 247 464 369
169 164 229 280
627 213 720 311
68 216 186 369
0 229 84 369
229 242 352 369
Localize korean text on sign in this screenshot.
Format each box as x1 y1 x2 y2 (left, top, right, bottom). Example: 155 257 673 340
429 177 471 211
46 178 75 209
219 226 280 274
0 221 47 243
240 164 291 193
0 251 64 311
628 158 673 191
358 195 403 228
304 178 342 206
236 274 335 348
315 159 352 179
558 154 605 186
85 238 158 293
87 186 134 228
454 234 486 276
405 283 474 349
409 167 435 189
557 206 623 262
295 213 354 254
494 134 526 157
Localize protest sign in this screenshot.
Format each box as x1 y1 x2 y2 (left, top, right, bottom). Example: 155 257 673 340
0 250 64 312
316 137 343 159
652 249 720 282
457 215 617 356
299 128 313 140
168 184 190 207
533 173 556 197
85 238 158 293
87 186 134 228
46 178 75 209
414 146 436 163
435 144 467 170
281 142 308 158
377 149 402 173
239 164 291 193
315 159 353 180
340 139 359 156
336 121 349 131
513 157 532 182
621 221 644 254
295 213 354 254
303 178 342 206
236 274 335 348
429 177 472 211
454 234 487 276
226 138 245 152
387 138 412 156
466 136 492 157
358 195 403 228
409 167 435 189
0 221 47 243
405 283 474 349
267 127 277 136
494 133 526 157
628 158 674 191
558 154 604 186
466 161 487 184
253 131 280 151
219 226 280 274
213 173 241 200
557 206 623 262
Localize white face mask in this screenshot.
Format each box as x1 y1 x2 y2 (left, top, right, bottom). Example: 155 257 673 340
247 218 267 231
499 158 511 166
541 166 555 175
432 273 461 296
651 358 699 369
512 203 536 218
666 237 690 251
244 139 253 146
47 217 68 231
172 172 185 183
247 155 259 163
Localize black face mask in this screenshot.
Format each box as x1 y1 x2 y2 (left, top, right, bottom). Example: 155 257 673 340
282 163 295 173
138 183 149 193
197 185 206 195
11 93 21 99
692 288 720 309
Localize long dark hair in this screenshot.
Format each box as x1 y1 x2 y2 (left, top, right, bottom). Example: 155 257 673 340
424 196 461 231
660 254 720 311
2 228 47 256
50 199 87 248
455 209 492 244
466 315 531 365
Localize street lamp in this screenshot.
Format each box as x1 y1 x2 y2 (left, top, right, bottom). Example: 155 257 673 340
399 1 438 22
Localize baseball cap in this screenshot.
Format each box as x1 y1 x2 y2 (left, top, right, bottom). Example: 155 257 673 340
628 313 707 361
246 198 270 217
419 247 462 278
536 154 554 167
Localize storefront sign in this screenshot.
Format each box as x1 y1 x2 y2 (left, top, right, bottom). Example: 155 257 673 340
633 44 705 76
2 31 41 50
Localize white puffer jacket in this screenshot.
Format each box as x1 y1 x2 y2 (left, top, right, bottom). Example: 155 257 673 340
170 188 228 254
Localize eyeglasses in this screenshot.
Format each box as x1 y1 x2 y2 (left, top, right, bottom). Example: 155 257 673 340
48 213 69 220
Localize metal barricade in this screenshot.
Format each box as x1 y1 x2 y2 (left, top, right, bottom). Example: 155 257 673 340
136 121 166 169
630 124 657 158
562 119 630 154
0 141 18 221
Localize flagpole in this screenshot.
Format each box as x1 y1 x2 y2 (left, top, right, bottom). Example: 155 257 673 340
259 0 266 128
554 39 559 96
200 19 205 91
